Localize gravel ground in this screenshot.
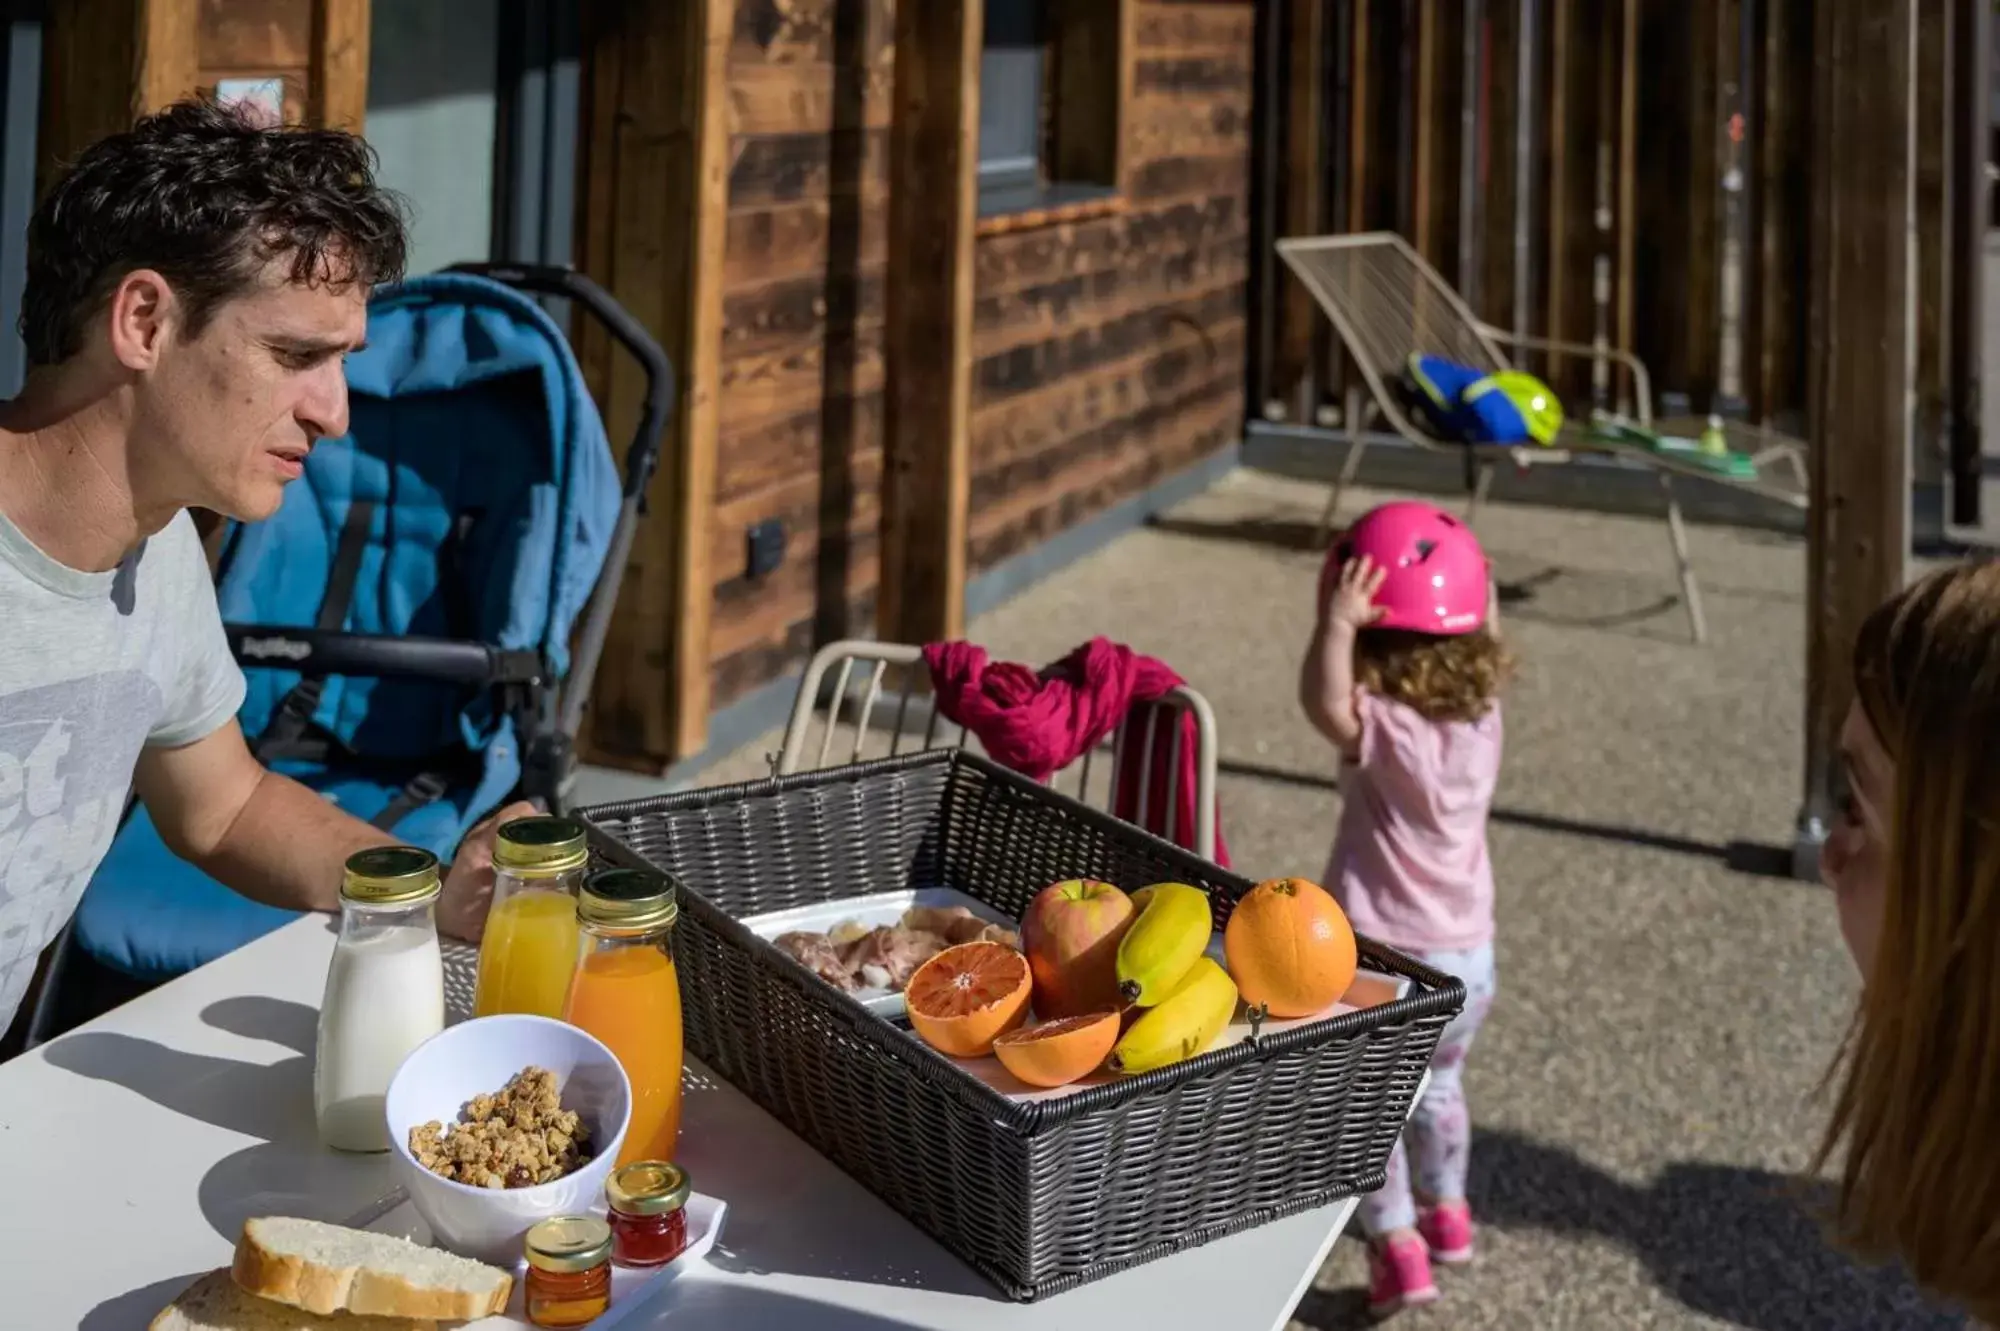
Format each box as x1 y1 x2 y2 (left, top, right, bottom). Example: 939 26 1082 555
682 469 1966 1329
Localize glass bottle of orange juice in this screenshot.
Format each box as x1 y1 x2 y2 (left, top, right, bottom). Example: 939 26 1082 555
472 815 589 1019
563 867 684 1165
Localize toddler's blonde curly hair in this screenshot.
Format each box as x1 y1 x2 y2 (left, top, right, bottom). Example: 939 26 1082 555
1354 626 1512 724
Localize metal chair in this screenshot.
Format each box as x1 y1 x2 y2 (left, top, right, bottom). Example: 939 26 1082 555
1277 231 1810 645
775 640 1220 862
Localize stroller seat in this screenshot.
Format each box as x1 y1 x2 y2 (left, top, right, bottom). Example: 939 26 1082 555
68 269 667 985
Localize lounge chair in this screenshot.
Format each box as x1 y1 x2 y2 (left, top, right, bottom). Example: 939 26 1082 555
1277 231 1808 644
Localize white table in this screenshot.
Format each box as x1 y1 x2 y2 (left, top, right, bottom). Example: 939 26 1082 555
1 916 1394 1330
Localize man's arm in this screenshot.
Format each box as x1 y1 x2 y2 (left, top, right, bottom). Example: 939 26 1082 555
134 719 534 940
134 719 397 915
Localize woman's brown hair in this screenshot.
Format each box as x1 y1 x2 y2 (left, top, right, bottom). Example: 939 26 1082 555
1814 560 2000 1323
1354 627 1511 724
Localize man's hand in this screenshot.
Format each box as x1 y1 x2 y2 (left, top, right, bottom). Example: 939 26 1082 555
438 799 541 943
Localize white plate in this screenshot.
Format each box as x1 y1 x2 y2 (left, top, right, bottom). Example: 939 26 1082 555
345 1187 727 1329
742 886 1018 1017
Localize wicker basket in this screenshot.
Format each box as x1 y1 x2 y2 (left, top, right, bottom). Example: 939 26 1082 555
579 748 1465 1302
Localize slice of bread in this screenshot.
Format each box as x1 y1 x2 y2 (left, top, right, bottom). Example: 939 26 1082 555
231 1216 512 1321
149 1270 432 1331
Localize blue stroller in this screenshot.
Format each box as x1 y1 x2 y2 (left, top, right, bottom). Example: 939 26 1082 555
29 264 670 1035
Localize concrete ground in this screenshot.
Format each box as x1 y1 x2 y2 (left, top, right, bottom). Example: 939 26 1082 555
646 469 1967 1329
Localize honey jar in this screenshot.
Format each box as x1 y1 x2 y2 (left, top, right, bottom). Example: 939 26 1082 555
523 1215 612 1327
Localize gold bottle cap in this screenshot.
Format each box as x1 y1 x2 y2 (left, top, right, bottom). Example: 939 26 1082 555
494 815 589 877
605 1160 691 1217
577 867 678 932
340 846 441 906
523 1214 612 1273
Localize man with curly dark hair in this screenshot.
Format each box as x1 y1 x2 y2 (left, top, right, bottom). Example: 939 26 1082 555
0 99 530 1033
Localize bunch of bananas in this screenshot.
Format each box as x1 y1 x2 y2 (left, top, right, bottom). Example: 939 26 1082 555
1106 883 1241 1075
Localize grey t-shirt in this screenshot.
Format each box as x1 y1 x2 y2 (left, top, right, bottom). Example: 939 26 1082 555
0 509 244 1033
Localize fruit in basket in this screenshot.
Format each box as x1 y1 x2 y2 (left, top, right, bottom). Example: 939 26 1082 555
991 1010 1121 1088
905 941 1033 1057
1107 956 1239 1075
1115 882 1213 1007
1224 877 1359 1019
1020 879 1136 1019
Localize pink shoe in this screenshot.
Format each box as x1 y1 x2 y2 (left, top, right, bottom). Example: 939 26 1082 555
1420 1200 1476 1265
1366 1233 1439 1319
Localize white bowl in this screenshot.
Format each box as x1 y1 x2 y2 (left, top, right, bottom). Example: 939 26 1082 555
384 1014 631 1266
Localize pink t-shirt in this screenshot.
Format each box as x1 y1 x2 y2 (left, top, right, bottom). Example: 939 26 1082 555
1324 690 1502 953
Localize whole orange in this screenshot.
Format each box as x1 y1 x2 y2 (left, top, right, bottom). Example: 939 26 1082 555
1223 877 1358 1019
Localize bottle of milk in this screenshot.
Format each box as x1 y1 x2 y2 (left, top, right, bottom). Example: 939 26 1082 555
315 846 447 1153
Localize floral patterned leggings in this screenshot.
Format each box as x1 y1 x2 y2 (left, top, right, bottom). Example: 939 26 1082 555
1357 941 1498 1238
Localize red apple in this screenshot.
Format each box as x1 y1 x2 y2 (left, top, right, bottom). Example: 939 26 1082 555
1021 879 1136 1019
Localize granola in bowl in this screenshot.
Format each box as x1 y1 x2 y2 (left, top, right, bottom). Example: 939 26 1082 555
407 1065 593 1190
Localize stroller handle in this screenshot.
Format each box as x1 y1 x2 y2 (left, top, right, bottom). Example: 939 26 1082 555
228 626 546 688
445 262 675 506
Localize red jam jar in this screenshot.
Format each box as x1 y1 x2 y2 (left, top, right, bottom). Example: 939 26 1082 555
605 1160 692 1268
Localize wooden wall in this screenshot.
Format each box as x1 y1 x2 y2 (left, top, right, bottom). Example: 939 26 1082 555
1257 0 1980 455
707 0 896 711
703 0 1254 720
966 3 1252 574
572 0 731 768
40 0 369 194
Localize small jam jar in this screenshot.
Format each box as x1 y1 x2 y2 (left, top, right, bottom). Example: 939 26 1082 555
523 1215 612 1328
605 1160 692 1268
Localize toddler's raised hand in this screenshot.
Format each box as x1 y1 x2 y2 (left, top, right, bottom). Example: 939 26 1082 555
1327 553 1388 630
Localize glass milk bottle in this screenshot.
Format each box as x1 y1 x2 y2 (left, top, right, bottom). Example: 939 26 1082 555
473 815 589 1020
315 846 446 1153
562 868 685 1166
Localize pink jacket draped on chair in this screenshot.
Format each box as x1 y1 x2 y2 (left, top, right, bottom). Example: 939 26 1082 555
922 637 1230 869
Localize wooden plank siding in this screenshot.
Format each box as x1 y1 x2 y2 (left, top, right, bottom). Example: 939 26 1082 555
571 0 732 767
40 0 369 197
1802 0 1916 868
704 0 1254 717
878 0 980 646
1631 0 1725 411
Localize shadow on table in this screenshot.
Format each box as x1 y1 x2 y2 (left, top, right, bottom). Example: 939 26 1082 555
80 1270 212 1331
1299 1127 1965 1331
677 1064 996 1300
38 995 380 1243
645 1280 937 1329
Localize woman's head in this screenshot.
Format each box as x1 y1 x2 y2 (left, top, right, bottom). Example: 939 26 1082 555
1815 560 2000 1321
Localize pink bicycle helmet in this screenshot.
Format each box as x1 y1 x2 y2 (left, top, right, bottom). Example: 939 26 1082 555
1326 501 1491 635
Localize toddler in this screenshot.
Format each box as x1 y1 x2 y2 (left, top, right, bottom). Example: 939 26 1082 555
1297 500 1509 1319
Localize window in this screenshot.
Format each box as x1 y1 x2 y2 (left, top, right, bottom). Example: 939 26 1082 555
367 3 502 278
977 0 1126 221
365 0 579 279
979 0 1045 197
